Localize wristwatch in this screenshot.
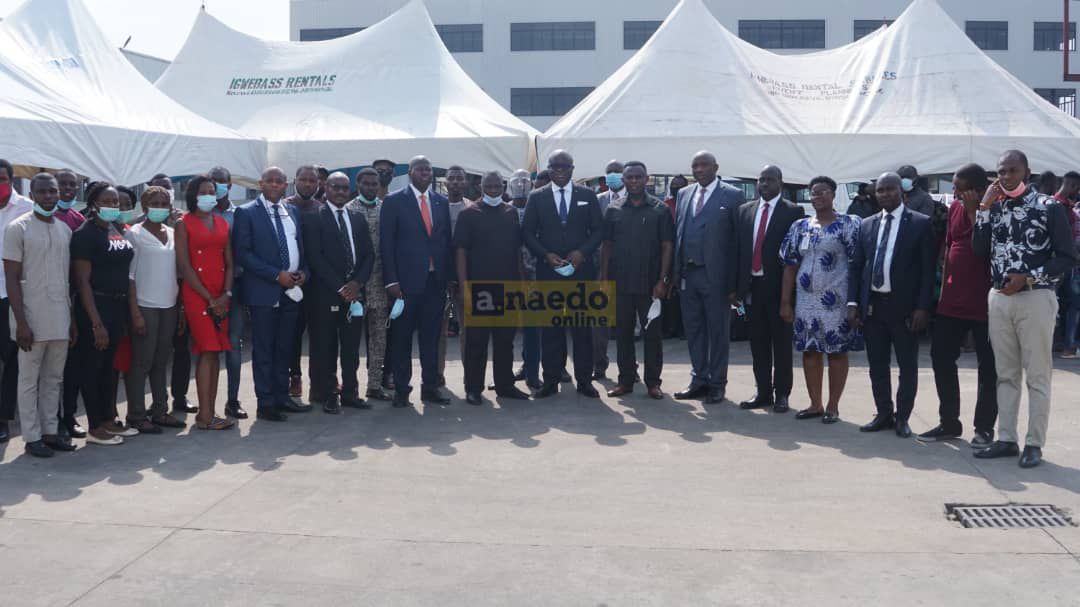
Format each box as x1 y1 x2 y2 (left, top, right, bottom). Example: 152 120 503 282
225 290 233 297
661 275 671 285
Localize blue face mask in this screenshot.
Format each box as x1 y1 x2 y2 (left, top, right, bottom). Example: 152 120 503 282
97 207 120 222
147 208 171 223
118 210 136 224
605 173 623 190
389 298 405 320
900 178 915 192
349 301 364 318
196 194 217 212
215 182 230 199
482 195 502 207
33 203 56 217
56 198 75 210
554 263 576 277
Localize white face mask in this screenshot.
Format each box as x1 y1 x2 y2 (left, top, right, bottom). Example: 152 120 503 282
644 297 662 330
482 195 503 207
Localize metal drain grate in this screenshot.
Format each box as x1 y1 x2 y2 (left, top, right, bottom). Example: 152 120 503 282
946 504 1076 529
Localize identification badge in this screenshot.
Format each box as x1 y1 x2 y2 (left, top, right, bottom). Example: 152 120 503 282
799 234 810 252
681 278 687 291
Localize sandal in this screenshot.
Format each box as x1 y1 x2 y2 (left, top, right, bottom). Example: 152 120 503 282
151 414 186 429
196 416 236 431
794 408 824 420
129 418 163 435
823 411 841 424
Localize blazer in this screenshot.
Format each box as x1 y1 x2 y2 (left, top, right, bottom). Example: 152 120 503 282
848 207 935 321
301 203 375 303
522 183 603 279
672 180 743 293
735 197 805 301
379 185 453 295
233 198 309 307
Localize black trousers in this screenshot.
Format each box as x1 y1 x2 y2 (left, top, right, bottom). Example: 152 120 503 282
748 278 793 398
863 294 920 422
391 273 446 395
171 326 190 401
464 326 516 394
661 289 682 338
615 294 662 388
290 303 307 378
68 296 125 430
931 314 998 434
0 298 18 422
307 298 364 403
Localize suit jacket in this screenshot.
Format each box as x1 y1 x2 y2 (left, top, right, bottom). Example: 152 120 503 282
522 183 603 279
735 198 805 301
672 180 743 293
301 203 375 304
379 185 453 295
848 207 935 321
233 198 309 307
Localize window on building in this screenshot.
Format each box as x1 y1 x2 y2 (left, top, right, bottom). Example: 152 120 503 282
510 87 594 116
965 21 1008 50
510 22 596 51
1034 22 1076 52
738 20 826 49
853 19 894 41
624 20 662 50
435 24 483 53
298 27 364 42
1035 88 1077 116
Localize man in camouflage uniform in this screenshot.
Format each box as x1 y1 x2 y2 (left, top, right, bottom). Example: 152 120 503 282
348 168 393 401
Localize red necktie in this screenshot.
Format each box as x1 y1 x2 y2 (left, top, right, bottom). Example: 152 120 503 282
752 202 770 274
419 193 433 236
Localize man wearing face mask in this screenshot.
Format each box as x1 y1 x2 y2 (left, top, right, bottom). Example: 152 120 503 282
898 165 947 247
284 164 323 400
591 160 625 380
348 168 394 401
53 169 86 232
508 170 542 390
455 172 530 405
437 166 470 386
0 159 32 443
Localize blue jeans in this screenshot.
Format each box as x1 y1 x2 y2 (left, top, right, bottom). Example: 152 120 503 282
225 284 245 402
1063 269 1080 351
521 326 540 382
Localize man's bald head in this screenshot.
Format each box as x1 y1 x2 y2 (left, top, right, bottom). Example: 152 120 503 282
758 165 783 201
875 172 903 212
407 155 433 191
691 150 719 186
325 171 352 206
259 166 288 202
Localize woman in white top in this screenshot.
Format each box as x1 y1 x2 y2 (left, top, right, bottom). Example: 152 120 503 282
124 186 185 430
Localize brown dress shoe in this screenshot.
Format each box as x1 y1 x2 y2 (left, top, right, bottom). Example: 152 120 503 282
647 386 663 400
607 385 633 397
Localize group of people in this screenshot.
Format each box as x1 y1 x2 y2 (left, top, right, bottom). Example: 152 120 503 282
0 147 1072 469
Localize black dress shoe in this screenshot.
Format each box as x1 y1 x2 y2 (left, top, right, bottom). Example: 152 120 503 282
322 399 342 414
366 388 393 402
392 393 412 408
526 377 543 390
577 383 600 398
859 414 895 432
916 424 962 443
342 397 372 410
42 435 76 452
256 409 288 422
535 382 559 398
559 370 572 383
895 420 912 438
421 386 451 405
224 400 248 419
738 394 773 410
24 440 54 458
465 392 484 406
1019 446 1043 468
705 389 725 405
591 369 606 381
496 387 531 400
674 385 708 400
279 400 313 413
62 417 87 438
0 420 10 443
773 396 790 414
173 397 198 414
973 440 1020 459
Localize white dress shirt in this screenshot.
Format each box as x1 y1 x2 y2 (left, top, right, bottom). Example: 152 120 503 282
872 204 905 293
411 184 433 215
691 180 717 217
751 194 780 276
329 203 356 263
553 183 573 217
260 195 299 273
0 193 32 298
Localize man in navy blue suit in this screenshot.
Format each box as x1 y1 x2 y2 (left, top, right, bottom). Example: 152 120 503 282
233 167 311 422
848 172 935 438
380 156 455 408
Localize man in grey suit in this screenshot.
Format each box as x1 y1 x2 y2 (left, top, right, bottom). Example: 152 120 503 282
671 151 743 404
592 159 625 380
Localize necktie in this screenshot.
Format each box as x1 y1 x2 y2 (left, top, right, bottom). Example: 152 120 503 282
751 202 770 274
694 186 706 217
337 209 354 276
271 203 290 270
419 192 433 236
872 213 894 289
558 188 568 224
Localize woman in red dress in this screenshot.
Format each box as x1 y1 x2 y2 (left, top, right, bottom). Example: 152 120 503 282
175 175 235 430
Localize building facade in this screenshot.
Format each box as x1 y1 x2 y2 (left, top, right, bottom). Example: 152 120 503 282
290 0 1080 132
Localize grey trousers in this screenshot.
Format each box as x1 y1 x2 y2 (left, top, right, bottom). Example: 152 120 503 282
17 340 67 443
125 306 178 421
988 289 1056 447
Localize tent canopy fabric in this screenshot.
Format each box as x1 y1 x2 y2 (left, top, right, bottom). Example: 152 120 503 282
538 0 1080 183
156 0 537 175
0 0 266 183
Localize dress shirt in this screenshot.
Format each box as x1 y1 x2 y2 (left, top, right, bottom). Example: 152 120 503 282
691 180 718 217
554 183 573 213
410 184 433 214
126 223 178 309
260 195 299 273
329 203 356 263
751 194 780 276
872 204 905 293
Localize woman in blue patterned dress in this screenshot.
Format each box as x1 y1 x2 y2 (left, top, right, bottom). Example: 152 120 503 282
779 176 862 424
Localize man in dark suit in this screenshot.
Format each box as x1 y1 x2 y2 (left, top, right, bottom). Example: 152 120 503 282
233 166 310 422
671 151 744 404
301 172 375 414
848 172 935 438
380 156 454 408
735 165 805 413
522 149 604 398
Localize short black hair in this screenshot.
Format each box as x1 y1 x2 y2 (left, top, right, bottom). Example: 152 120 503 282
446 165 467 175
1001 149 1029 169
808 176 837 192
295 164 318 178
316 165 330 179
149 173 169 184
955 163 990 191
535 169 551 181
0 159 12 180
185 174 214 213
208 166 231 181
84 181 115 210
1064 171 1080 181
623 160 647 173
116 185 138 210
356 167 379 181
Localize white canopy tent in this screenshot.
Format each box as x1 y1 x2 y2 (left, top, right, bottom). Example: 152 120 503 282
538 0 1080 183
0 0 266 184
156 0 537 175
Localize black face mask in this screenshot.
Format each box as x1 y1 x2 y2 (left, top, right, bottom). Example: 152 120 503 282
376 169 393 187
670 186 684 198
315 186 326 200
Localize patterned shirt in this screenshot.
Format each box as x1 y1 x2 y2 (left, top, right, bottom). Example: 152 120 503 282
347 196 386 306
972 187 1077 289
